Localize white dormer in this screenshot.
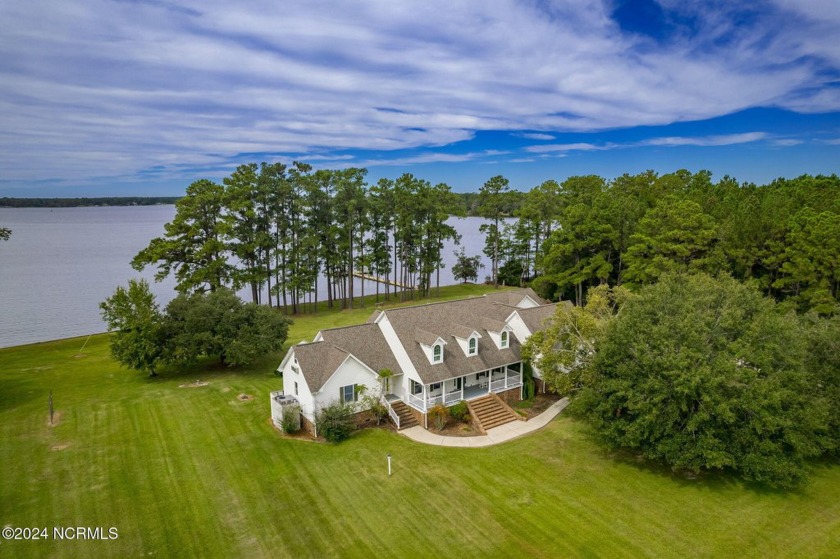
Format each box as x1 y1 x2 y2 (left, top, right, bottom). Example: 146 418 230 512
415 328 447 365
432 342 444 363
451 324 482 357
485 323 514 350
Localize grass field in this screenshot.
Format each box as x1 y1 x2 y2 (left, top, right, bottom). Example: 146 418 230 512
1 284 838 558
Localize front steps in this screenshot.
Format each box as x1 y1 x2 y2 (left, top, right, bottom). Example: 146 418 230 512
389 400 419 429
467 394 518 431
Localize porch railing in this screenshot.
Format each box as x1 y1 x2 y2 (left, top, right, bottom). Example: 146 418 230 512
381 395 400 429
427 394 444 408
407 393 426 412
444 390 462 405
490 371 523 393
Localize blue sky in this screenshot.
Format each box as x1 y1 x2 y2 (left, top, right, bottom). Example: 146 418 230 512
1 0 839 196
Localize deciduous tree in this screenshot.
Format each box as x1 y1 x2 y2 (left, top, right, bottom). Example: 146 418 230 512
99 279 165 377
579 273 827 488
163 288 291 366
452 248 483 283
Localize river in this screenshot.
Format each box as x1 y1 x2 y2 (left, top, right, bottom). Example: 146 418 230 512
0 207 495 348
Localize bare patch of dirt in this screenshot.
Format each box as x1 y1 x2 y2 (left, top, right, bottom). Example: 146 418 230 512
221 387 231 393
237 394 253 401
51 443 69 451
48 411 63 427
179 380 209 388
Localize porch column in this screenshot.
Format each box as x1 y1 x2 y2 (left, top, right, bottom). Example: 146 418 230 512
423 384 427 411
461 376 464 401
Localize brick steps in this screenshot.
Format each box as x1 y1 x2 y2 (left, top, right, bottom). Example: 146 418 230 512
390 400 418 429
467 394 518 431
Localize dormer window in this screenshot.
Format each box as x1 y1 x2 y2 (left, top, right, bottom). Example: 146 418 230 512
468 337 477 356
433 343 443 363
500 331 509 349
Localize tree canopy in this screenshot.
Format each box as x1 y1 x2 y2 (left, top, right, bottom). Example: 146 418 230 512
100 281 291 374
99 279 166 377
575 273 829 488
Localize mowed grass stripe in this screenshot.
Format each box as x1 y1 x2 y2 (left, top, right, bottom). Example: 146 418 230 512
2 284 839 558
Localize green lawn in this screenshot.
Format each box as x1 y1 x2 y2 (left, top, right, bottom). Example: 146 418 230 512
1 284 838 558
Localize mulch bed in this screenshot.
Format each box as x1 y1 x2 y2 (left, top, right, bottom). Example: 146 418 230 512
510 392 562 420
434 419 481 437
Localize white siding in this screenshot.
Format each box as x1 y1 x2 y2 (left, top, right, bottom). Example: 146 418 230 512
280 349 317 422
516 296 540 308
506 311 532 344
376 313 424 395
314 355 381 413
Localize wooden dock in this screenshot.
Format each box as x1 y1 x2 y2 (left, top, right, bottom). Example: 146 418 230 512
352 271 409 289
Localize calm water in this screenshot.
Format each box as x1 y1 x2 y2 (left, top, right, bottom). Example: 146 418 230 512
0 207 494 348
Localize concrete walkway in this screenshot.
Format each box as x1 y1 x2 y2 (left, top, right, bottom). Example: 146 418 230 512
399 397 569 447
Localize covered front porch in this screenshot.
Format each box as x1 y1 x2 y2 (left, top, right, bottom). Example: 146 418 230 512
405 362 523 413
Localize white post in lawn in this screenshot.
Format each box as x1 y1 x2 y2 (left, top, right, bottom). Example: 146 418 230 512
387 453 392 477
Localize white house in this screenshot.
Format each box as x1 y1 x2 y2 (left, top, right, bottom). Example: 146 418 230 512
274 288 567 435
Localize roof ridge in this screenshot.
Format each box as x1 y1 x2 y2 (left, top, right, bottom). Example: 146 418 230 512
381 295 485 313
318 322 377 334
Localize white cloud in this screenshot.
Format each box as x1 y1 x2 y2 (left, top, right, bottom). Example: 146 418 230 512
773 139 804 146
526 142 612 153
514 133 556 140
523 132 770 154
643 132 770 147
0 0 837 187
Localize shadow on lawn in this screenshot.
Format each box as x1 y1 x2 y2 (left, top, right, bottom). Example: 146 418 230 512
0 372 45 413
578 423 818 496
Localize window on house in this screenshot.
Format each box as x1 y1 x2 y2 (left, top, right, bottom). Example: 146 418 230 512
340 384 357 403
433 343 442 363
410 379 423 395
430 382 442 392
294 382 299 396
454 377 463 390
291 364 299 374
500 331 509 348
468 337 477 355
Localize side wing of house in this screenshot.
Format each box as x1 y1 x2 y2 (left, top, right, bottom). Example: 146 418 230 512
313 354 382 413
277 346 317 424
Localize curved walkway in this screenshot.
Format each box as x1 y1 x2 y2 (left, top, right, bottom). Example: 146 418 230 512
399 397 569 447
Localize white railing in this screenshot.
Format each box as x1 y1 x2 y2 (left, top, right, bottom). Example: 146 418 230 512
427 394 444 408
507 372 522 387
490 379 506 392
444 391 462 405
407 393 426 412
381 396 400 429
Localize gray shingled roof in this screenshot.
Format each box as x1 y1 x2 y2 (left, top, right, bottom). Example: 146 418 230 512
291 288 561 391
516 302 568 333
482 287 547 307
293 342 350 394
450 323 477 339
380 294 527 384
294 323 403 393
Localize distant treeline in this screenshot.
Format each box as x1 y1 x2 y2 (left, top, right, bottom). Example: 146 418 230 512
0 193 505 213
0 197 182 208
